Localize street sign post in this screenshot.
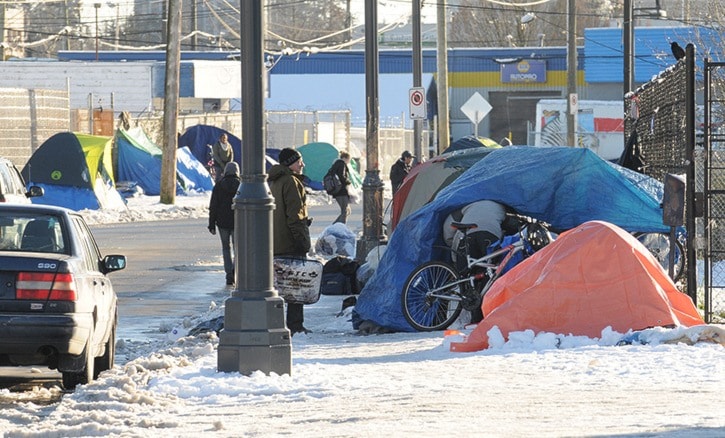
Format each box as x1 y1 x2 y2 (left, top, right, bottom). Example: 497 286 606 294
460 92 492 136
409 87 426 120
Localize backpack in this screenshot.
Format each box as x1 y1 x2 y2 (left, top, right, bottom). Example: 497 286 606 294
323 170 343 196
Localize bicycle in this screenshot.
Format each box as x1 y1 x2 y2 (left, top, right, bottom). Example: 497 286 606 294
401 214 555 331
633 231 685 282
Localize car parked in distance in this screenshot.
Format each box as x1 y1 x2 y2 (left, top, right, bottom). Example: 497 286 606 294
0 158 43 204
0 204 126 389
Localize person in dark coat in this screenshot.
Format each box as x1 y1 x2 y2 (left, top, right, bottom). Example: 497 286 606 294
208 162 241 285
268 147 312 335
390 150 414 195
328 151 352 224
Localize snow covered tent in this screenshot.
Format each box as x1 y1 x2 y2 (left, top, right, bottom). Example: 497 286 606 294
354 146 670 332
390 146 499 232
21 132 126 210
450 221 704 352
116 127 214 196
441 135 500 155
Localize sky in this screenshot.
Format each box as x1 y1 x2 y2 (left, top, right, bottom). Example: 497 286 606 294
0 194 724 437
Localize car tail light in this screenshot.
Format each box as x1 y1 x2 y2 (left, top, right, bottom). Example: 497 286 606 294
16 272 77 301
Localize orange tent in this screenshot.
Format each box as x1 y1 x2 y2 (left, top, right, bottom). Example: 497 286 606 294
451 221 704 352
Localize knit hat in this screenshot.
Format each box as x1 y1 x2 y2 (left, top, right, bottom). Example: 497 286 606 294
224 161 240 176
278 148 302 166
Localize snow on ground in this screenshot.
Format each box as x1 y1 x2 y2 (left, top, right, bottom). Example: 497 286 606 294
1 194 724 437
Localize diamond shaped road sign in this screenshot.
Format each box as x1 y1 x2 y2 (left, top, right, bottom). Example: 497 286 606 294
461 92 492 125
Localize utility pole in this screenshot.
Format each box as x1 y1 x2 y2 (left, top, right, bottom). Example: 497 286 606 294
94 3 101 61
412 0 423 159
356 0 385 262
0 3 5 61
161 0 181 205
436 0 450 154
566 0 577 147
623 0 633 95
218 0 291 376
191 0 197 50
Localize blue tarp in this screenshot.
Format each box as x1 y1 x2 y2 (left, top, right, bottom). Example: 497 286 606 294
116 127 213 196
353 146 668 332
177 124 241 167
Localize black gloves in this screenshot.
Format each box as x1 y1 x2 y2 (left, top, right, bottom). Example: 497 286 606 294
208 225 216 235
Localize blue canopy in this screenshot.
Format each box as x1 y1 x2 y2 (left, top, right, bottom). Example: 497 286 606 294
354 146 668 332
117 127 213 196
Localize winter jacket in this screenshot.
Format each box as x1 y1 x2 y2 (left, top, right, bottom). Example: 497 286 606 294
390 158 411 194
329 159 351 197
209 174 241 230
268 164 311 256
212 140 234 169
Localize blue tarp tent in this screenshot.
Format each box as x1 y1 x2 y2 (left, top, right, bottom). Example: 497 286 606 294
353 146 669 332
116 127 213 196
177 124 241 168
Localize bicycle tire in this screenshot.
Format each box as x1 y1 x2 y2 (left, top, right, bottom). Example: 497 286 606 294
401 261 464 331
635 232 685 282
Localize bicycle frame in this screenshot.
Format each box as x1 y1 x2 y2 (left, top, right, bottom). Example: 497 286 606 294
424 237 525 302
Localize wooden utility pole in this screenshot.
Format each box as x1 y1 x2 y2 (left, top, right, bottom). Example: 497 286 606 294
160 0 181 204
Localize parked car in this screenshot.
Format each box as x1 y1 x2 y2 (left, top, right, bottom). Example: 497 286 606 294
0 158 43 204
0 204 126 389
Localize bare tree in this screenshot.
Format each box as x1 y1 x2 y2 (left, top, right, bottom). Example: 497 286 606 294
449 0 614 48
266 0 351 51
22 1 82 56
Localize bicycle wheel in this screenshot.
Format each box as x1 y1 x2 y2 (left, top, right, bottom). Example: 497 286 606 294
635 232 685 282
401 261 464 331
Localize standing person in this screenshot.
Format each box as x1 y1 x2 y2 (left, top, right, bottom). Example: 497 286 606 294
208 162 241 286
328 151 352 224
211 132 234 182
268 147 312 335
390 150 414 195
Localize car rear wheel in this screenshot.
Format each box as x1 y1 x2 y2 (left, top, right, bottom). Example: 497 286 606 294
94 320 116 378
62 335 95 390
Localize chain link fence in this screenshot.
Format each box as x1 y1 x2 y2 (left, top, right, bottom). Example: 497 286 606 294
625 54 724 323
0 88 70 167
1 98 421 188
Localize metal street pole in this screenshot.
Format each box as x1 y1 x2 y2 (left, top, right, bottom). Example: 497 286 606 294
623 0 633 95
412 0 423 159
436 0 450 154
218 0 291 375
566 0 577 147
356 0 385 262
94 3 101 61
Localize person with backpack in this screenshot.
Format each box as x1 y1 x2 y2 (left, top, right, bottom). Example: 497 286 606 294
327 151 352 224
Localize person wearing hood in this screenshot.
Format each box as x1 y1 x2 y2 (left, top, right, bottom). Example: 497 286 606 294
208 161 241 285
268 148 312 335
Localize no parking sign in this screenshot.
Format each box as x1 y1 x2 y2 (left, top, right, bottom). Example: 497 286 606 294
409 87 426 120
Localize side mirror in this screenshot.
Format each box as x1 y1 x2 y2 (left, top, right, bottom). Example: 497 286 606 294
26 186 44 198
103 254 127 273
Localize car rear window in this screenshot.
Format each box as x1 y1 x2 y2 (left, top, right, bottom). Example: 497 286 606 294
0 213 67 254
